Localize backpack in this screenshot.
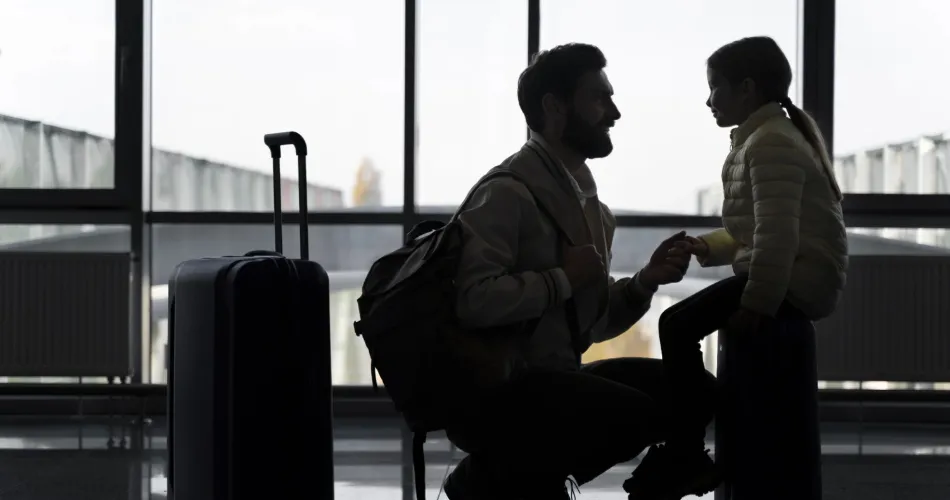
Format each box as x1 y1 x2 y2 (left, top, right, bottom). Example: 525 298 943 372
354 167 574 500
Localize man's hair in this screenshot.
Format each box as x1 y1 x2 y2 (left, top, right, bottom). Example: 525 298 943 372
517 43 607 133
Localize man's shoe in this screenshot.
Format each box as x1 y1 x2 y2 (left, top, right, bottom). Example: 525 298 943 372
623 444 722 500
444 455 573 500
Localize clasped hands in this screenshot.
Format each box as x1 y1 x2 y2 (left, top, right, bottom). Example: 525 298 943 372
562 231 691 292
562 231 762 333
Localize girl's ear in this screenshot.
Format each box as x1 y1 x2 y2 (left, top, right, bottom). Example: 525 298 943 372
738 77 756 99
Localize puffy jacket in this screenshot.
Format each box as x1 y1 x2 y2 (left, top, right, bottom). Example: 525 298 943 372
699 103 848 320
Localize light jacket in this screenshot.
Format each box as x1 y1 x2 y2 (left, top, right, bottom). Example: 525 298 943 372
454 137 655 370
699 103 848 320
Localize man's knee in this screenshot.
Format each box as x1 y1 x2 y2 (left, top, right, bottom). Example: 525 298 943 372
658 307 686 346
658 303 675 328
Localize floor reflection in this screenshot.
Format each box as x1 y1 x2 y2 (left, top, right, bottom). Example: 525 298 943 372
0 417 948 499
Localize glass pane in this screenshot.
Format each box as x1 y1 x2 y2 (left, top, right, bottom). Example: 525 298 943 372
151 1 404 211
0 1 115 189
834 0 950 195
149 224 402 385
415 0 528 209
583 225 950 390
0 224 129 253
0 224 129 384
540 0 800 216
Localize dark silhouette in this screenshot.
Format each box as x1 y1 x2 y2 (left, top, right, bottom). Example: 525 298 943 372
441 43 714 500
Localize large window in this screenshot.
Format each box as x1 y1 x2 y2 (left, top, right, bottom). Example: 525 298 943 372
0 0 115 189
834 0 950 195
150 0 404 212
540 0 800 216
2 0 946 394
415 0 528 209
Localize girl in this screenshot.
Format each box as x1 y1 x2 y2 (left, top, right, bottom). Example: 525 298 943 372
624 36 848 500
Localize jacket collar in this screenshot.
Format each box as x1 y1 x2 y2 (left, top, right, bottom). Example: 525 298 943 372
730 102 785 148
528 133 598 200
501 138 592 248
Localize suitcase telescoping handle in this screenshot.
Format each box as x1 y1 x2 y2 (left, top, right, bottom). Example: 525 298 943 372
264 131 309 260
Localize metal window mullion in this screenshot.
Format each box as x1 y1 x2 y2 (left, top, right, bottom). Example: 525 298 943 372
403 0 418 240
116 0 146 384
801 0 835 154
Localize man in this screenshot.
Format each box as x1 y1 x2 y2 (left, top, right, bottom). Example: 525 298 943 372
443 44 718 500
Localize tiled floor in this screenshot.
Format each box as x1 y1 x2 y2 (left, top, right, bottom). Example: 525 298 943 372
0 417 949 499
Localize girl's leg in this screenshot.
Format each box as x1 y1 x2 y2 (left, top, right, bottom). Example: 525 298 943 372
658 275 746 452
625 276 749 500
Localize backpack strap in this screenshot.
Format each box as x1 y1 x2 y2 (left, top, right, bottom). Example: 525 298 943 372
450 166 526 221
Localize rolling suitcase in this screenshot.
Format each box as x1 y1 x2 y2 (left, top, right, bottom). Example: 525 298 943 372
167 132 334 500
715 309 822 500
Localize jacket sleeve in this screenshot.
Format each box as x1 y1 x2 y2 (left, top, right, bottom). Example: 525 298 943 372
741 133 807 317
696 228 742 267
592 272 655 343
454 178 572 329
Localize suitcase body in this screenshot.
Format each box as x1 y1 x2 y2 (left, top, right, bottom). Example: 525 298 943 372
168 132 334 500
714 307 822 500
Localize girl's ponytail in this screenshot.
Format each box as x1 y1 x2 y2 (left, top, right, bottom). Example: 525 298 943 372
780 97 843 201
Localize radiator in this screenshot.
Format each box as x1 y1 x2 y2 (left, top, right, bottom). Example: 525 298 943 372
816 255 950 382
0 252 131 377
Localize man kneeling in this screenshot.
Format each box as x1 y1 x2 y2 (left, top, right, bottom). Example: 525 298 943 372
443 43 718 500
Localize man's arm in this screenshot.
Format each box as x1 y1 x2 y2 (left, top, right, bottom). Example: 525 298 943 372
455 178 572 329
742 133 807 317
593 273 655 343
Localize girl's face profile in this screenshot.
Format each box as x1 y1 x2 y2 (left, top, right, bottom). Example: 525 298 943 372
705 68 744 128
706 68 764 127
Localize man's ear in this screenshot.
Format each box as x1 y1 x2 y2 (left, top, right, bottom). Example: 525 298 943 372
541 93 563 118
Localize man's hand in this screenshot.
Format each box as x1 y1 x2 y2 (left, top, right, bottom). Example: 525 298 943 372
727 308 764 333
639 231 691 290
562 244 606 290
675 235 709 259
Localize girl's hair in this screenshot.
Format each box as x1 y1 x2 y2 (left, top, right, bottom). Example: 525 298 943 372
708 36 843 201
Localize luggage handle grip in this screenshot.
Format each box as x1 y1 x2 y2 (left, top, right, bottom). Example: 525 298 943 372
264 132 308 158
263 131 309 260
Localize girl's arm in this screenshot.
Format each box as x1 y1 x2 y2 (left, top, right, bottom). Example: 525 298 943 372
741 133 808 317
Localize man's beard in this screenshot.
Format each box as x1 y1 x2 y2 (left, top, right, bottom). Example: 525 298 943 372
561 109 614 159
